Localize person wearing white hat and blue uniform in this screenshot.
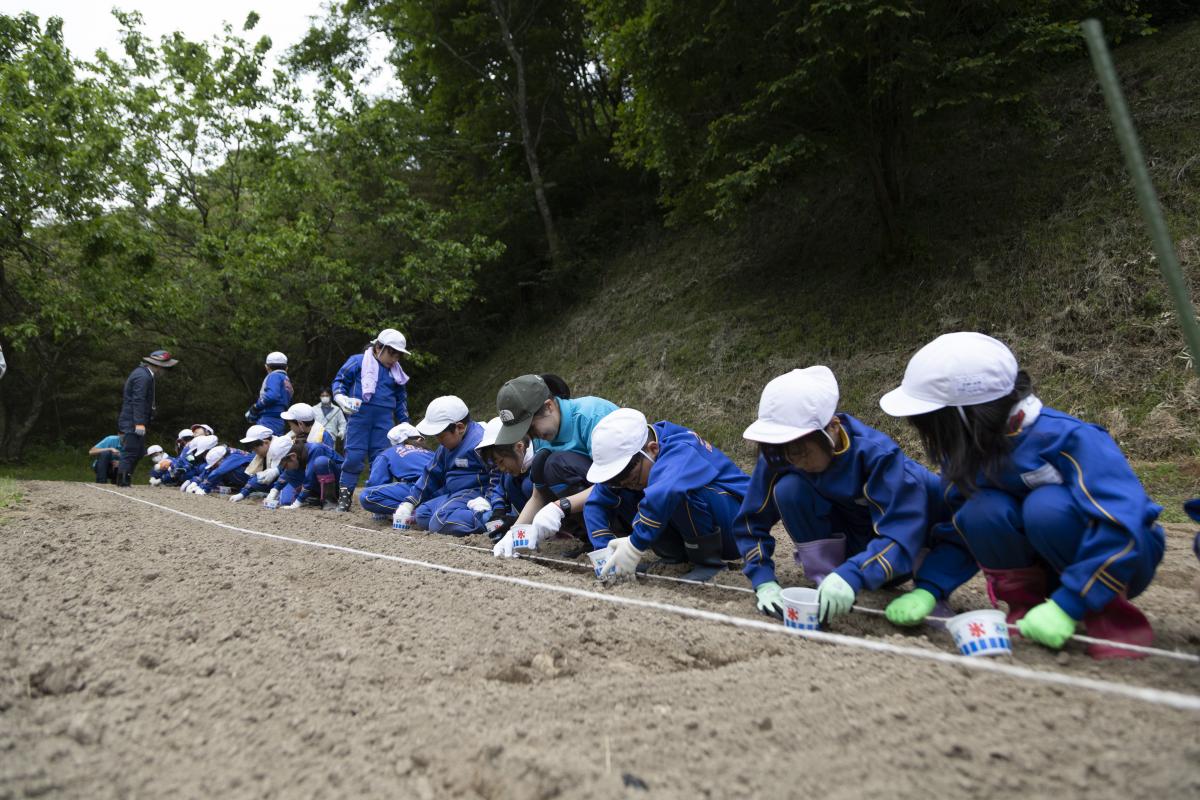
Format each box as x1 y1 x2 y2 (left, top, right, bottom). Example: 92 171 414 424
176 435 219 493
734 367 976 625
358 423 435 515
272 434 344 510
185 444 254 495
281 402 335 448
151 429 194 485
228 424 279 502
586 409 749 581
880 332 1165 659
392 396 490 535
245 352 293 435
331 329 412 512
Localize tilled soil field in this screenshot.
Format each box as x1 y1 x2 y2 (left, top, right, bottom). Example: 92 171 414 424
1 481 1199 799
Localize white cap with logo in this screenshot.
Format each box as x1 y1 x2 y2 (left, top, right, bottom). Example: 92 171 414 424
880 332 1018 417
415 395 470 436
265 351 288 366
240 424 275 443
743 366 839 444
374 328 410 354
586 408 650 484
475 417 503 451
281 402 316 422
387 422 422 445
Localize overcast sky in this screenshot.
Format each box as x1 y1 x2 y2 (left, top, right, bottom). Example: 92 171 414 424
2 1 391 93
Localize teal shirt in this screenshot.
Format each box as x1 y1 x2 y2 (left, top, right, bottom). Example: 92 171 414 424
92 435 122 468
533 396 618 457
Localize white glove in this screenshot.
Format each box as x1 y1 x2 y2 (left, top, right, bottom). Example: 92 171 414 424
280 499 303 510
598 536 644 580
393 502 416 525
229 492 246 503
531 502 565 540
485 518 506 536
180 480 193 492
492 529 517 558
264 488 280 505
467 496 492 514
256 467 279 486
148 477 161 486
190 485 207 495
334 394 361 415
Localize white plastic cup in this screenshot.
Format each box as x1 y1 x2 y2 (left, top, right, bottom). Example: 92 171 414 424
510 524 535 551
587 549 609 578
780 587 820 631
217 486 231 496
393 515 411 531
263 499 279 509
947 609 1011 657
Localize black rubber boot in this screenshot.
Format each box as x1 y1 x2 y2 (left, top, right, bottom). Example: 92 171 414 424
335 486 353 513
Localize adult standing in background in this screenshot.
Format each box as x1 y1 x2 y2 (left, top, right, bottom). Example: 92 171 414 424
245 352 293 435
116 349 178 486
314 386 347 445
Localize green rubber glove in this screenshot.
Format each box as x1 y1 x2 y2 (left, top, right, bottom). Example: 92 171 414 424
817 572 855 623
885 588 937 627
755 581 784 619
1017 600 1076 649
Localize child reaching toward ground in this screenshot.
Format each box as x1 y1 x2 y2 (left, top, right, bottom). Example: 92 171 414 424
393 396 490 535
272 436 344 510
584 408 749 580
880 332 1165 659
229 425 279 503
358 423 435 516
735 367 976 626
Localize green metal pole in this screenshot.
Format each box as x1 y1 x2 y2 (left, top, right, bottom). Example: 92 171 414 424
1081 19 1200 378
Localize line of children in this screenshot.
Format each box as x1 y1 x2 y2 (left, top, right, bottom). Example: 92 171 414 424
150 331 1171 661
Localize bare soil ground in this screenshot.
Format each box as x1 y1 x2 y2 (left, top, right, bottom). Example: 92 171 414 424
1 481 1199 799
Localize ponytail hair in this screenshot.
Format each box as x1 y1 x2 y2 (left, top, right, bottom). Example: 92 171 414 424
907 371 1032 495
540 373 571 399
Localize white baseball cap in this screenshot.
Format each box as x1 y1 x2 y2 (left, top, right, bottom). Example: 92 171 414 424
267 435 295 465
240 424 274 443
281 402 315 422
189 435 218 458
265 351 288 366
880 332 1018 417
374 328 410 354
415 395 470 436
742 366 839 444
205 445 228 468
177 428 195 440
587 408 650 484
146 444 164 458
191 423 214 435
475 417 503 451
388 422 422 445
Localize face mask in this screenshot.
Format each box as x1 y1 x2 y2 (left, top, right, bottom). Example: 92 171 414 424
521 443 534 471
320 396 332 406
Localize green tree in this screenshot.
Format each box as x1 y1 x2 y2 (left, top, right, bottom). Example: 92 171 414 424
589 0 1147 246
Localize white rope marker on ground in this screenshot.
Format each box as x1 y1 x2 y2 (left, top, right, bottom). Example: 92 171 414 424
342 522 1199 664
86 486 1200 712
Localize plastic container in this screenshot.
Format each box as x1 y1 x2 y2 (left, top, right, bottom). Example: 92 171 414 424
393 515 412 531
263 499 279 509
780 587 819 631
587 549 609 578
510 524 535 551
948 609 1011 657
217 486 231 496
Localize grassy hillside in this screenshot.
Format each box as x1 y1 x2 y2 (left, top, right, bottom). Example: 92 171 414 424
429 22 1200 518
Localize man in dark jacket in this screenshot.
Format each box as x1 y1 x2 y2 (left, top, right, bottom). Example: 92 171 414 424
116 349 179 486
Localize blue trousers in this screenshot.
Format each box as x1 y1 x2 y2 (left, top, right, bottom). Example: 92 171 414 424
954 486 1155 597
258 414 286 436
613 486 742 565
771 473 872 554
416 489 486 536
359 481 420 515
340 405 393 489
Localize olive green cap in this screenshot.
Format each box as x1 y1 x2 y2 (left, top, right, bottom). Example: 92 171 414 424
494 374 551 446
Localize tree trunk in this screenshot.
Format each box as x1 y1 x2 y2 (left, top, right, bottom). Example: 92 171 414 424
0 374 47 461
490 0 564 268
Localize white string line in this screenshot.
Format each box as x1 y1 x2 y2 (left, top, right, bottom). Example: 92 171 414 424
85 486 1200 712
343 521 1200 664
